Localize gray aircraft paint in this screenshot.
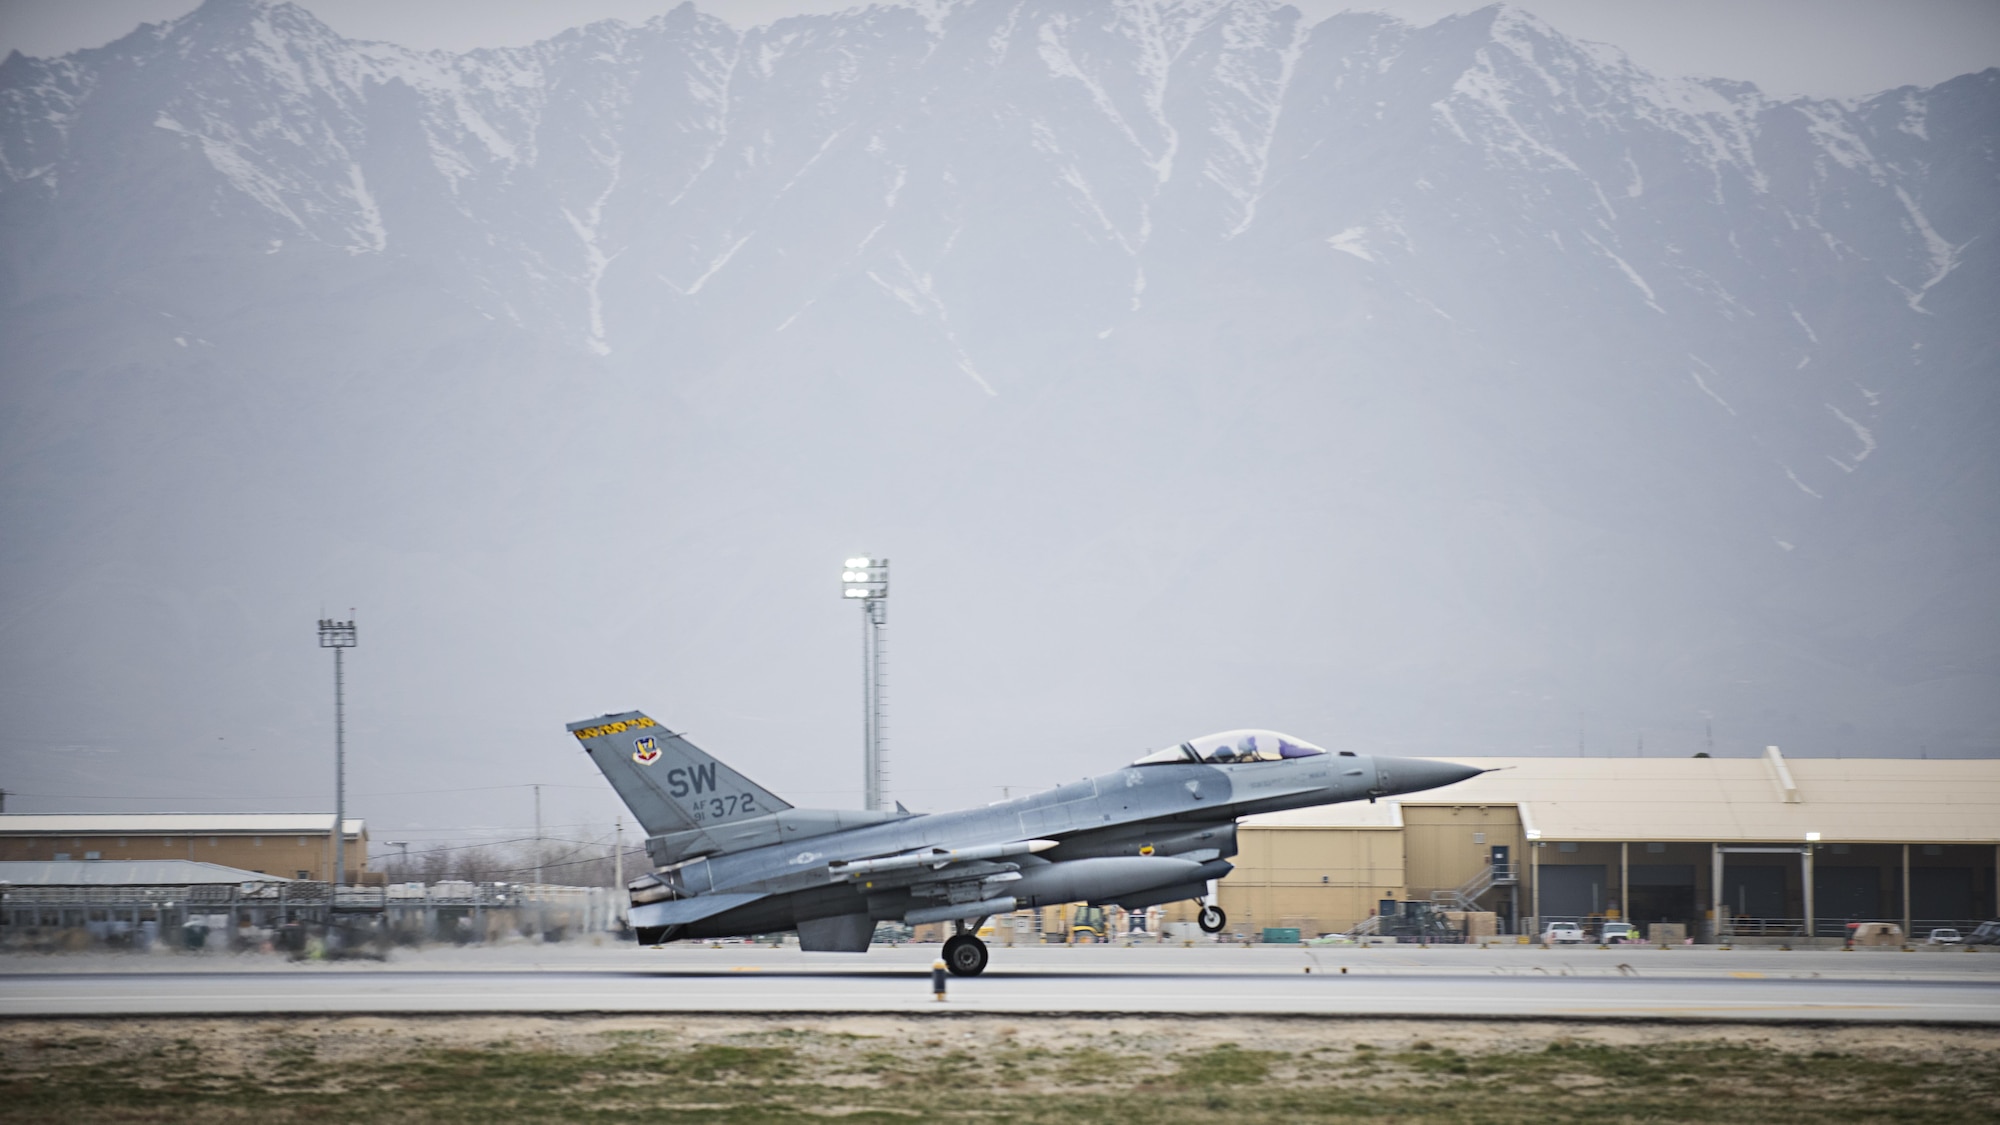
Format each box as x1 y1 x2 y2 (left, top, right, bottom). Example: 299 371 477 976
571 711 1483 953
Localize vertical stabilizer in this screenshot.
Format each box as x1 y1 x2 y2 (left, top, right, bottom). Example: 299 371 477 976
567 712 793 837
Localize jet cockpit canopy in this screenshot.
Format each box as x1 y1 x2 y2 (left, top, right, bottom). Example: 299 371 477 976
1131 729 1329 766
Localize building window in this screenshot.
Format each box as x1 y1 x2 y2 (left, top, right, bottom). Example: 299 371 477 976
1646 843 1666 853
1558 842 1579 853
298 837 308 847
1923 844 1943 856
209 837 217 847
297 870 311 879
1833 844 1851 855
118 837 127 846
53 853 70 861
163 838 172 847
1473 832 1486 844
253 837 262 847
84 851 101 860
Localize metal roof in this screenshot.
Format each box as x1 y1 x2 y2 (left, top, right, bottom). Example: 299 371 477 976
1245 800 1404 829
0 814 364 837
1243 752 2000 843
0 860 295 886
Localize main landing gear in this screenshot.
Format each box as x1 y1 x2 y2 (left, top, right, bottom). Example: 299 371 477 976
944 918 990 976
1197 902 1227 934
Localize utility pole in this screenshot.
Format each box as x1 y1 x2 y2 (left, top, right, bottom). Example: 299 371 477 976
317 616 357 885
533 784 543 885
613 816 624 932
840 557 891 811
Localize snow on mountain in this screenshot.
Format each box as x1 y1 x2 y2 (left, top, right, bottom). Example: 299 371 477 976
0 0 1993 826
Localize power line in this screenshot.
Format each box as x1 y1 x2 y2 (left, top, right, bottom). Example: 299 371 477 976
364 821 614 834
366 824 616 848
7 782 607 801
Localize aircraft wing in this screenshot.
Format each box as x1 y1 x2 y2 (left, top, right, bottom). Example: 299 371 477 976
630 892 768 930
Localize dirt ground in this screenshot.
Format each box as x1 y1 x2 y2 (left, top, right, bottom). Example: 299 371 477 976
4 1013 1996 1123
5 1010 1988 1060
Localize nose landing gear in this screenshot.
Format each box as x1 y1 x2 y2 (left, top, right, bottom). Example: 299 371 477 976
1197 903 1227 934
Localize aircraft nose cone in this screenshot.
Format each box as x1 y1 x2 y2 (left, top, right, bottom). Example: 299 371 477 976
1376 757 1485 797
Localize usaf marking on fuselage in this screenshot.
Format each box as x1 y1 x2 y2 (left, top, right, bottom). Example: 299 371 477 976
569 713 1484 976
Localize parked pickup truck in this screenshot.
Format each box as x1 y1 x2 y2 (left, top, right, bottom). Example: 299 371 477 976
1600 921 1638 944
1542 922 1585 944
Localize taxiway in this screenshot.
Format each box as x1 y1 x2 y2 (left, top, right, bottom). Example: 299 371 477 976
4 943 1995 1023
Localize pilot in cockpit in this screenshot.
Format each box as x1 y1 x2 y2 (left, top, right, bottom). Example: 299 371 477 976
1131 729 1331 767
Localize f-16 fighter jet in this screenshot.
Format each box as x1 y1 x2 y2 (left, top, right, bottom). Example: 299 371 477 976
571 713 1483 975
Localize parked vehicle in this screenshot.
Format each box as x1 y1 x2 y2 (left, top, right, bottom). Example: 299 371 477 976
1846 921 1904 947
1069 906 1108 943
1542 922 1585 944
1926 927 1963 945
1600 921 1637 944
1966 921 2000 946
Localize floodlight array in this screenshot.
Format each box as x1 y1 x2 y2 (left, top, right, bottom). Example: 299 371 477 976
841 556 889 600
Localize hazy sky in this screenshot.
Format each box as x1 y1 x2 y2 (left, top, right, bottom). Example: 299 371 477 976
2 0 1997 100
2 0 1992 850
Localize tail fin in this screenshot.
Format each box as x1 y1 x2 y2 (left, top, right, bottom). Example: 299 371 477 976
568 711 793 837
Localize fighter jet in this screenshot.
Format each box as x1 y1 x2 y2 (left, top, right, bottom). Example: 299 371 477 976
571 713 1483 976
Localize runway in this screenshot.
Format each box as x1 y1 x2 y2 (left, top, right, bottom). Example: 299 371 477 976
6 943 1997 1022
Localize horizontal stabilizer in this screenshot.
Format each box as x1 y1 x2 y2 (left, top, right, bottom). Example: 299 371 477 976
630 892 767 930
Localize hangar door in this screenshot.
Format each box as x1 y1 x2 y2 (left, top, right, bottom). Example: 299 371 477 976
1627 864 1696 925
1538 865 1606 918
1913 868 1974 919
1723 866 1787 919
1813 867 1881 921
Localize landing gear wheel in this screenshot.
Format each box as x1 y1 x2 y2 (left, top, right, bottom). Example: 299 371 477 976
1197 904 1227 934
943 933 989 976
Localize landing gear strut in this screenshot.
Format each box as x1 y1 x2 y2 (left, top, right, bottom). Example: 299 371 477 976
1197 902 1227 934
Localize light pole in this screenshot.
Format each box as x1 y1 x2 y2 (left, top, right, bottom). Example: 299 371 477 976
841 557 890 811
389 841 409 881
318 616 357 885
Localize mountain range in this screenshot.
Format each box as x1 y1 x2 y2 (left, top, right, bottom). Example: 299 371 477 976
1 0 1993 832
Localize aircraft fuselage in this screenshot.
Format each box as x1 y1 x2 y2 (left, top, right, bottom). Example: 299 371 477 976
649 750 1470 940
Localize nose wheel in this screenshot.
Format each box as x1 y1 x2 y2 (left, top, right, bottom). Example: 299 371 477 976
1197 904 1227 934
943 933 989 976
